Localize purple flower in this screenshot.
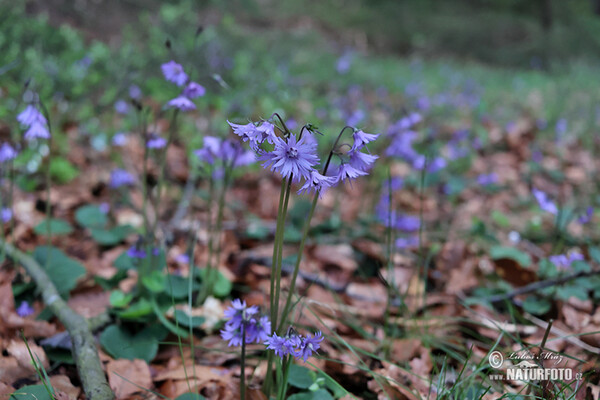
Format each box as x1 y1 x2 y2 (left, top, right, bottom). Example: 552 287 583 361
578 207 593 224
0 143 17 162
332 163 368 185
99 203 110 214
112 132 128 146
298 170 336 197
194 137 255 167
395 215 420 232
167 96 196 111
221 299 270 347
549 252 584 270
294 331 324 362
532 188 558 215
260 134 319 183
346 110 365 127
16 301 34 317
1 208 12 223
348 150 378 172
24 122 50 140
161 61 188 87
426 157 446 173
147 135 167 149
395 236 420 249
17 105 46 127
265 333 301 358
175 253 190 264
476 173 498 186
110 169 135 188
127 246 147 259
351 129 379 152
129 85 142 99
114 100 129 114
336 53 353 74
183 82 206 99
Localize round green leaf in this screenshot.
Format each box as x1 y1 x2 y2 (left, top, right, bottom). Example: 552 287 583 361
75 205 108 229
34 218 73 236
174 309 205 328
99 324 159 362
288 364 315 389
10 384 53 400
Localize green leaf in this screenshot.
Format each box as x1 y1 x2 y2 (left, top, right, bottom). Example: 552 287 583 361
589 247 600 264
490 246 531 267
49 157 79 184
75 205 108 229
34 218 73 236
288 364 315 389
491 210 510 228
522 296 551 315
557 285 589 301
288 389 333 400
33 246 86 296
175 393 207 400
114 251 136 270
10 384 53 400
141 270 167 293
197 268 231 297
164 274 200 299
109 290 133 308
174 309 205 328
99 324 160 362
117 298 153 319
90 225 133 246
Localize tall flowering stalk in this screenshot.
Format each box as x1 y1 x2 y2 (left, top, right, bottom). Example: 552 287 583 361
228 114 378 397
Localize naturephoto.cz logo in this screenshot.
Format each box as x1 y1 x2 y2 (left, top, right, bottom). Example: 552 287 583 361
488 350 583 382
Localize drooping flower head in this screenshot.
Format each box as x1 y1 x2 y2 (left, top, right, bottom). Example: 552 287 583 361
161 61 188 87
183 82 206 99
147 134 167 149
298 170 336 197
109 169 135 188
16 301 34 317
18 104 50 140
260 134 319 183
532 188 558 215
114 100 129 114
0 143 18 163
167 96 196 111
221 299 271 347
331 163 367 185
351 129 379 152
264 330 324 362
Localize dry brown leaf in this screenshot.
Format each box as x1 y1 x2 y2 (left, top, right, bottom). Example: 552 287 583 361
0 282 56 337
106 358 152 399
49 375 81 400
0 356 34 384
67 290 110 318
6 339 49 371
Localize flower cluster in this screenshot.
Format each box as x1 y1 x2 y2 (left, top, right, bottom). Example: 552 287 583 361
17 104 50 140
0 143 17 163
532 188 558 215
161 60 205 111
228 118 379 196
194 136 255 168
549 252 584 270
220 299 271 347
109 169 135 188
127 245 160 259
265 330 324 362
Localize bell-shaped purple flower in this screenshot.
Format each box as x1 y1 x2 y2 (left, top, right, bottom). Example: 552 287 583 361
167 96 196 111
161 61 188 87
183 82 206 99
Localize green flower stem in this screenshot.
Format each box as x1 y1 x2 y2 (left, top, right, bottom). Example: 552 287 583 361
276 356 291 400
269 179 288 328
272 176 293 331
277 126 351 333
197 173 215 305
277 191 317 333
152 109 179 235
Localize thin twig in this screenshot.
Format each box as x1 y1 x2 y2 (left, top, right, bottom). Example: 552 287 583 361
1 240 114 400
483 269 600 303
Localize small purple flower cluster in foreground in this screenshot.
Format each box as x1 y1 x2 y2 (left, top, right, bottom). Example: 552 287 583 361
549 252 584 270
265 331 324 362
532 188 558 215
17 103 50 140
220 299 271 347
228 119 379 196
220 299 323 362
161 60 205 112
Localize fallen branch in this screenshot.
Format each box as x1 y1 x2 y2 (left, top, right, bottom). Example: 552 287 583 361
1 240 114 400
483 269 600 303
